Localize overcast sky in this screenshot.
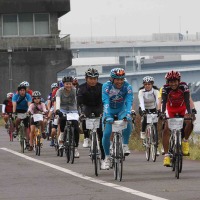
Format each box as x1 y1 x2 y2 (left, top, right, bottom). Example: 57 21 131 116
59 0 200 38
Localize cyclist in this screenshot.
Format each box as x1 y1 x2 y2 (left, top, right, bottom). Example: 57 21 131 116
138 76 160 155
55 76 80 158
2 93 14 128
161 70 193 166
47 83 59 111
102 68 133 169
20 81 33 96
12 84 32 145
28 91 48 151
77 68 106 168
72 77 79 89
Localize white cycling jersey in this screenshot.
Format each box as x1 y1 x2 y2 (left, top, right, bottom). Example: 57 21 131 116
138 88 159 111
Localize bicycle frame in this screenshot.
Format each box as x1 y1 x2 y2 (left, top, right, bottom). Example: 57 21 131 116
111 120 127 182
144 113 158 162
86 116 101 176
168 117 184 179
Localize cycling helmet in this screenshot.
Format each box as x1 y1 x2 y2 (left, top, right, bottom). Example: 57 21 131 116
143 76 154 83
18 84 26 91
21 81 30 87
51 82 58 89
7 92 13 98
32 91 41 98
72 77 78 82
85 68 99 78
165 70 181 81
110 68 125 79
62 76 73 83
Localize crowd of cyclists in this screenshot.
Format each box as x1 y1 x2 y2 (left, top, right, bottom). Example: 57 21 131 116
1 67 197 169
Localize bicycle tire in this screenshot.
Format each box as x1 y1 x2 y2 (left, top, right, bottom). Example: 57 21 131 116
175 131 180 179
113 135 117 180
70 126 75 164
92 132 98 176
145 126 151 161
117 134 123 182
37 136 41 156
151 125 157 162
65 128 71 162
19 126 25 153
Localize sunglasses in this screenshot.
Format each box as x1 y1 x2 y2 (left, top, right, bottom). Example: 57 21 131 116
34 97 41 100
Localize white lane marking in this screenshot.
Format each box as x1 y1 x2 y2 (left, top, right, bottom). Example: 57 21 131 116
0 147 168 200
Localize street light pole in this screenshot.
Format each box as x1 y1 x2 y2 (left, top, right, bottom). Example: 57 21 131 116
8 49 13 92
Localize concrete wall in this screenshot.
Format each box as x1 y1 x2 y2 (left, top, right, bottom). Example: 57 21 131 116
0 49 72 102
0 0 70 17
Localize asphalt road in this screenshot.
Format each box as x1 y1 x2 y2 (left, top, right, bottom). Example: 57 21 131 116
0 127 200 200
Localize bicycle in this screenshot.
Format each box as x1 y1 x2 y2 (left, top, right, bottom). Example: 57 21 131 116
32 113 45 156
17 113 27 153
85 113 101 176
110 119 127 182
143 113 158 162
7 113 15 142
167 116 192 179
62 112 79 164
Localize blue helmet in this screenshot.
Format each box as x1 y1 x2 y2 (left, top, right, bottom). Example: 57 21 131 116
110 68 125 79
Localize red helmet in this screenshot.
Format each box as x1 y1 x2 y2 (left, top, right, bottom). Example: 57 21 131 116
165 70 181 81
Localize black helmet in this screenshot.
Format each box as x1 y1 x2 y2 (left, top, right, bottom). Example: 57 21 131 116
62 76 73 83
85 68 99 78
17 84 26 91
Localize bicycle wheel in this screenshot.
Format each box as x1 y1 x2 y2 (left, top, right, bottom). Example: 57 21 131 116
145 126 150 161
37 136 41 156
19 127 25 153
65 129 71 162
70 127 75 164
175 132 180 179
113 135 118 180
151 125 157 162
117 135 123 181
92 132 98 176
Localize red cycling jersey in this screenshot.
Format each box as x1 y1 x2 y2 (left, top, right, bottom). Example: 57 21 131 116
162 82 190 117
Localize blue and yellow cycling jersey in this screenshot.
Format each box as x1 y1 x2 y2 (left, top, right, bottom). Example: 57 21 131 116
102 80 133 117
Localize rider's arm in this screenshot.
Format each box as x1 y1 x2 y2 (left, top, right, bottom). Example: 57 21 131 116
76 85 84 111
28 103 34 114
125 85 133 114
102 83 111 117
189 95 195 109
161 89 167 113
55 89 61 110
157 87 163 110
138 89 145 111
184 92 191 114
12 102 16 113
12 94 17 113
2 104 5 113
154 89 160 110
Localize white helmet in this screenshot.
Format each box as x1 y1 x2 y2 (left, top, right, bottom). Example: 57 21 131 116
7 92 13 98
143 76 154 83
21 81 30 87
32 91 41 97
51 83 58 89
